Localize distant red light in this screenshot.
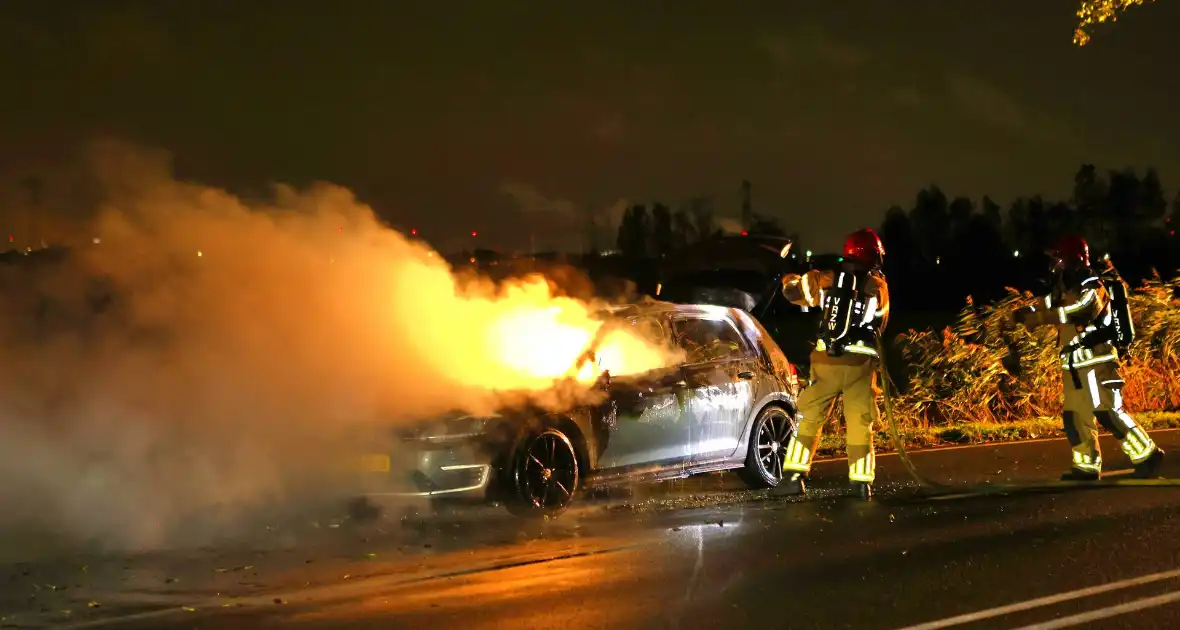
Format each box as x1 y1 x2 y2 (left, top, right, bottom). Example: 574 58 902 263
471 231 478 237
7 235 12 243
1171 230 1176 236
410 228 418 236
741 231 748 236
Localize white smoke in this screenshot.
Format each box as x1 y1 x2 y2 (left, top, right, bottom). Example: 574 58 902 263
0 139 677 551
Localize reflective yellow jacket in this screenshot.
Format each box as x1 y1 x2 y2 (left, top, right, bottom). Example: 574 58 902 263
1021 261 1119 371
781 268 889 366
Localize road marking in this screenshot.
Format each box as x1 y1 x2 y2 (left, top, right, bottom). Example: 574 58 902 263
1006 588 1180 629
891 567 1180 630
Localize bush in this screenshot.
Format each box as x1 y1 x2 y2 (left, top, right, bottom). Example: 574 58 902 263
875 275 1180 429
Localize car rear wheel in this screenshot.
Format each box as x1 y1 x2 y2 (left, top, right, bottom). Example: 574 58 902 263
505 427 581 518
738 405 796 489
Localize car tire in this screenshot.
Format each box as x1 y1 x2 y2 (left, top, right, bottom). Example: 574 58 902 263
738 404 796 490
504 427 581 519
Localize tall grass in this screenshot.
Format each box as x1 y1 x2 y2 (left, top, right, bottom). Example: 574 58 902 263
862 275 1180 429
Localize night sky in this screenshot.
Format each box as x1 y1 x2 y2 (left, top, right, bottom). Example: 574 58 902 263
2 0 1178 253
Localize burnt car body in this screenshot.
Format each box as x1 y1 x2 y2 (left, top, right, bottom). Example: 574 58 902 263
353 300 801 517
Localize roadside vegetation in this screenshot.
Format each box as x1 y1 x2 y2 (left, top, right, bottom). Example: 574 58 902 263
816 275 1180 456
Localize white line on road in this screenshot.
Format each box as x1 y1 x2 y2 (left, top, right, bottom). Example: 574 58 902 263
1006 588 1180 630
891 567 1180 630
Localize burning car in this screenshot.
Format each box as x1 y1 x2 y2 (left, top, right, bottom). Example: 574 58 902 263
352 300 801 518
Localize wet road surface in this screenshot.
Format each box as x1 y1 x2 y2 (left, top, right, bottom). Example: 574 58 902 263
6 430 1180 630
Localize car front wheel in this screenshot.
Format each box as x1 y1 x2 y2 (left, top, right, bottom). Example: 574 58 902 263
738 405 796 489
505 427 581 518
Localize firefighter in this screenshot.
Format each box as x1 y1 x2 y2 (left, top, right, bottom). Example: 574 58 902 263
772 228 889 500
1014 235 1164 480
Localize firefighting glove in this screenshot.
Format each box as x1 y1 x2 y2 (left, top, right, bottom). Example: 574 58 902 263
1060 341 1082 359
780 274 804 302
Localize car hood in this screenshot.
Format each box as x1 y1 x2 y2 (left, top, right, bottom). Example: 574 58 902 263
394 410 501 440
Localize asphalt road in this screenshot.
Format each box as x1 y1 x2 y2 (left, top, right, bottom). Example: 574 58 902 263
7 430 1180 630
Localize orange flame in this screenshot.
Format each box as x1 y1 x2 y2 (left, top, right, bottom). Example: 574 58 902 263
388 248 680 396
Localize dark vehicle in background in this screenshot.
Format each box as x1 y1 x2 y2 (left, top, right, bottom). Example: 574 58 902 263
353 300 802 518
655 234 816 373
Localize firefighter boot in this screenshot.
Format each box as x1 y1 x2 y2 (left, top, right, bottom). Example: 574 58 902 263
772 472 807 497
850 481 873 500
1131 449 1165 479
1060 468 1100 482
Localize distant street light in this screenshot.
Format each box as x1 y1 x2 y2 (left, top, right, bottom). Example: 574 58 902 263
1014 250 1020 257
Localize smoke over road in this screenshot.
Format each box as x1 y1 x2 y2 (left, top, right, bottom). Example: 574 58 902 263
0 139 679 552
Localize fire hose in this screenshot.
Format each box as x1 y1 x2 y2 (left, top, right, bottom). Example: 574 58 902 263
873 337 1180 500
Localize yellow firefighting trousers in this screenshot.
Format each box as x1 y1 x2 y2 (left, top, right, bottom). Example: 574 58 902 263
1063 361 1157 473
782 360 879 483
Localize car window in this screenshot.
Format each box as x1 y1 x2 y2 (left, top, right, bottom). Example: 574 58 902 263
628 316 670 346
586 316 677 377
672 316 751 364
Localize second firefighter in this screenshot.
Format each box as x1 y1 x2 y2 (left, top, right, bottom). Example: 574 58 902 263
772 228 889 500
1015 235 1164 480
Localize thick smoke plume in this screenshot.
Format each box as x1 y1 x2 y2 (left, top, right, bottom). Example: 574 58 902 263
0 139 679 551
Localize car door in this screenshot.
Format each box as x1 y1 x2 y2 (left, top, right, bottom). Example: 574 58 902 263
595 315 690 471
672 312 760 465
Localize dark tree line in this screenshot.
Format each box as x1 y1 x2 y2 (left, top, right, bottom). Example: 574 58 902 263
615 197 793 260
605 164 1180 314
880 164 1180 309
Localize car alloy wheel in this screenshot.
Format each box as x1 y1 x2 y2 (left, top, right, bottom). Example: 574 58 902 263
511 428 580 517
739 405 796 489
757 407 794 482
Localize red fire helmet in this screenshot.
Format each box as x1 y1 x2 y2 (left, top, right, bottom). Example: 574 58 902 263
842 228 885 269
1049 234 1090 268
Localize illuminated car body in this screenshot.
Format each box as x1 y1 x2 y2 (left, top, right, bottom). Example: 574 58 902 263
353 300 801 516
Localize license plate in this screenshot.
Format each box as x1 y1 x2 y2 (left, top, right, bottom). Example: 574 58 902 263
358 454 391 473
